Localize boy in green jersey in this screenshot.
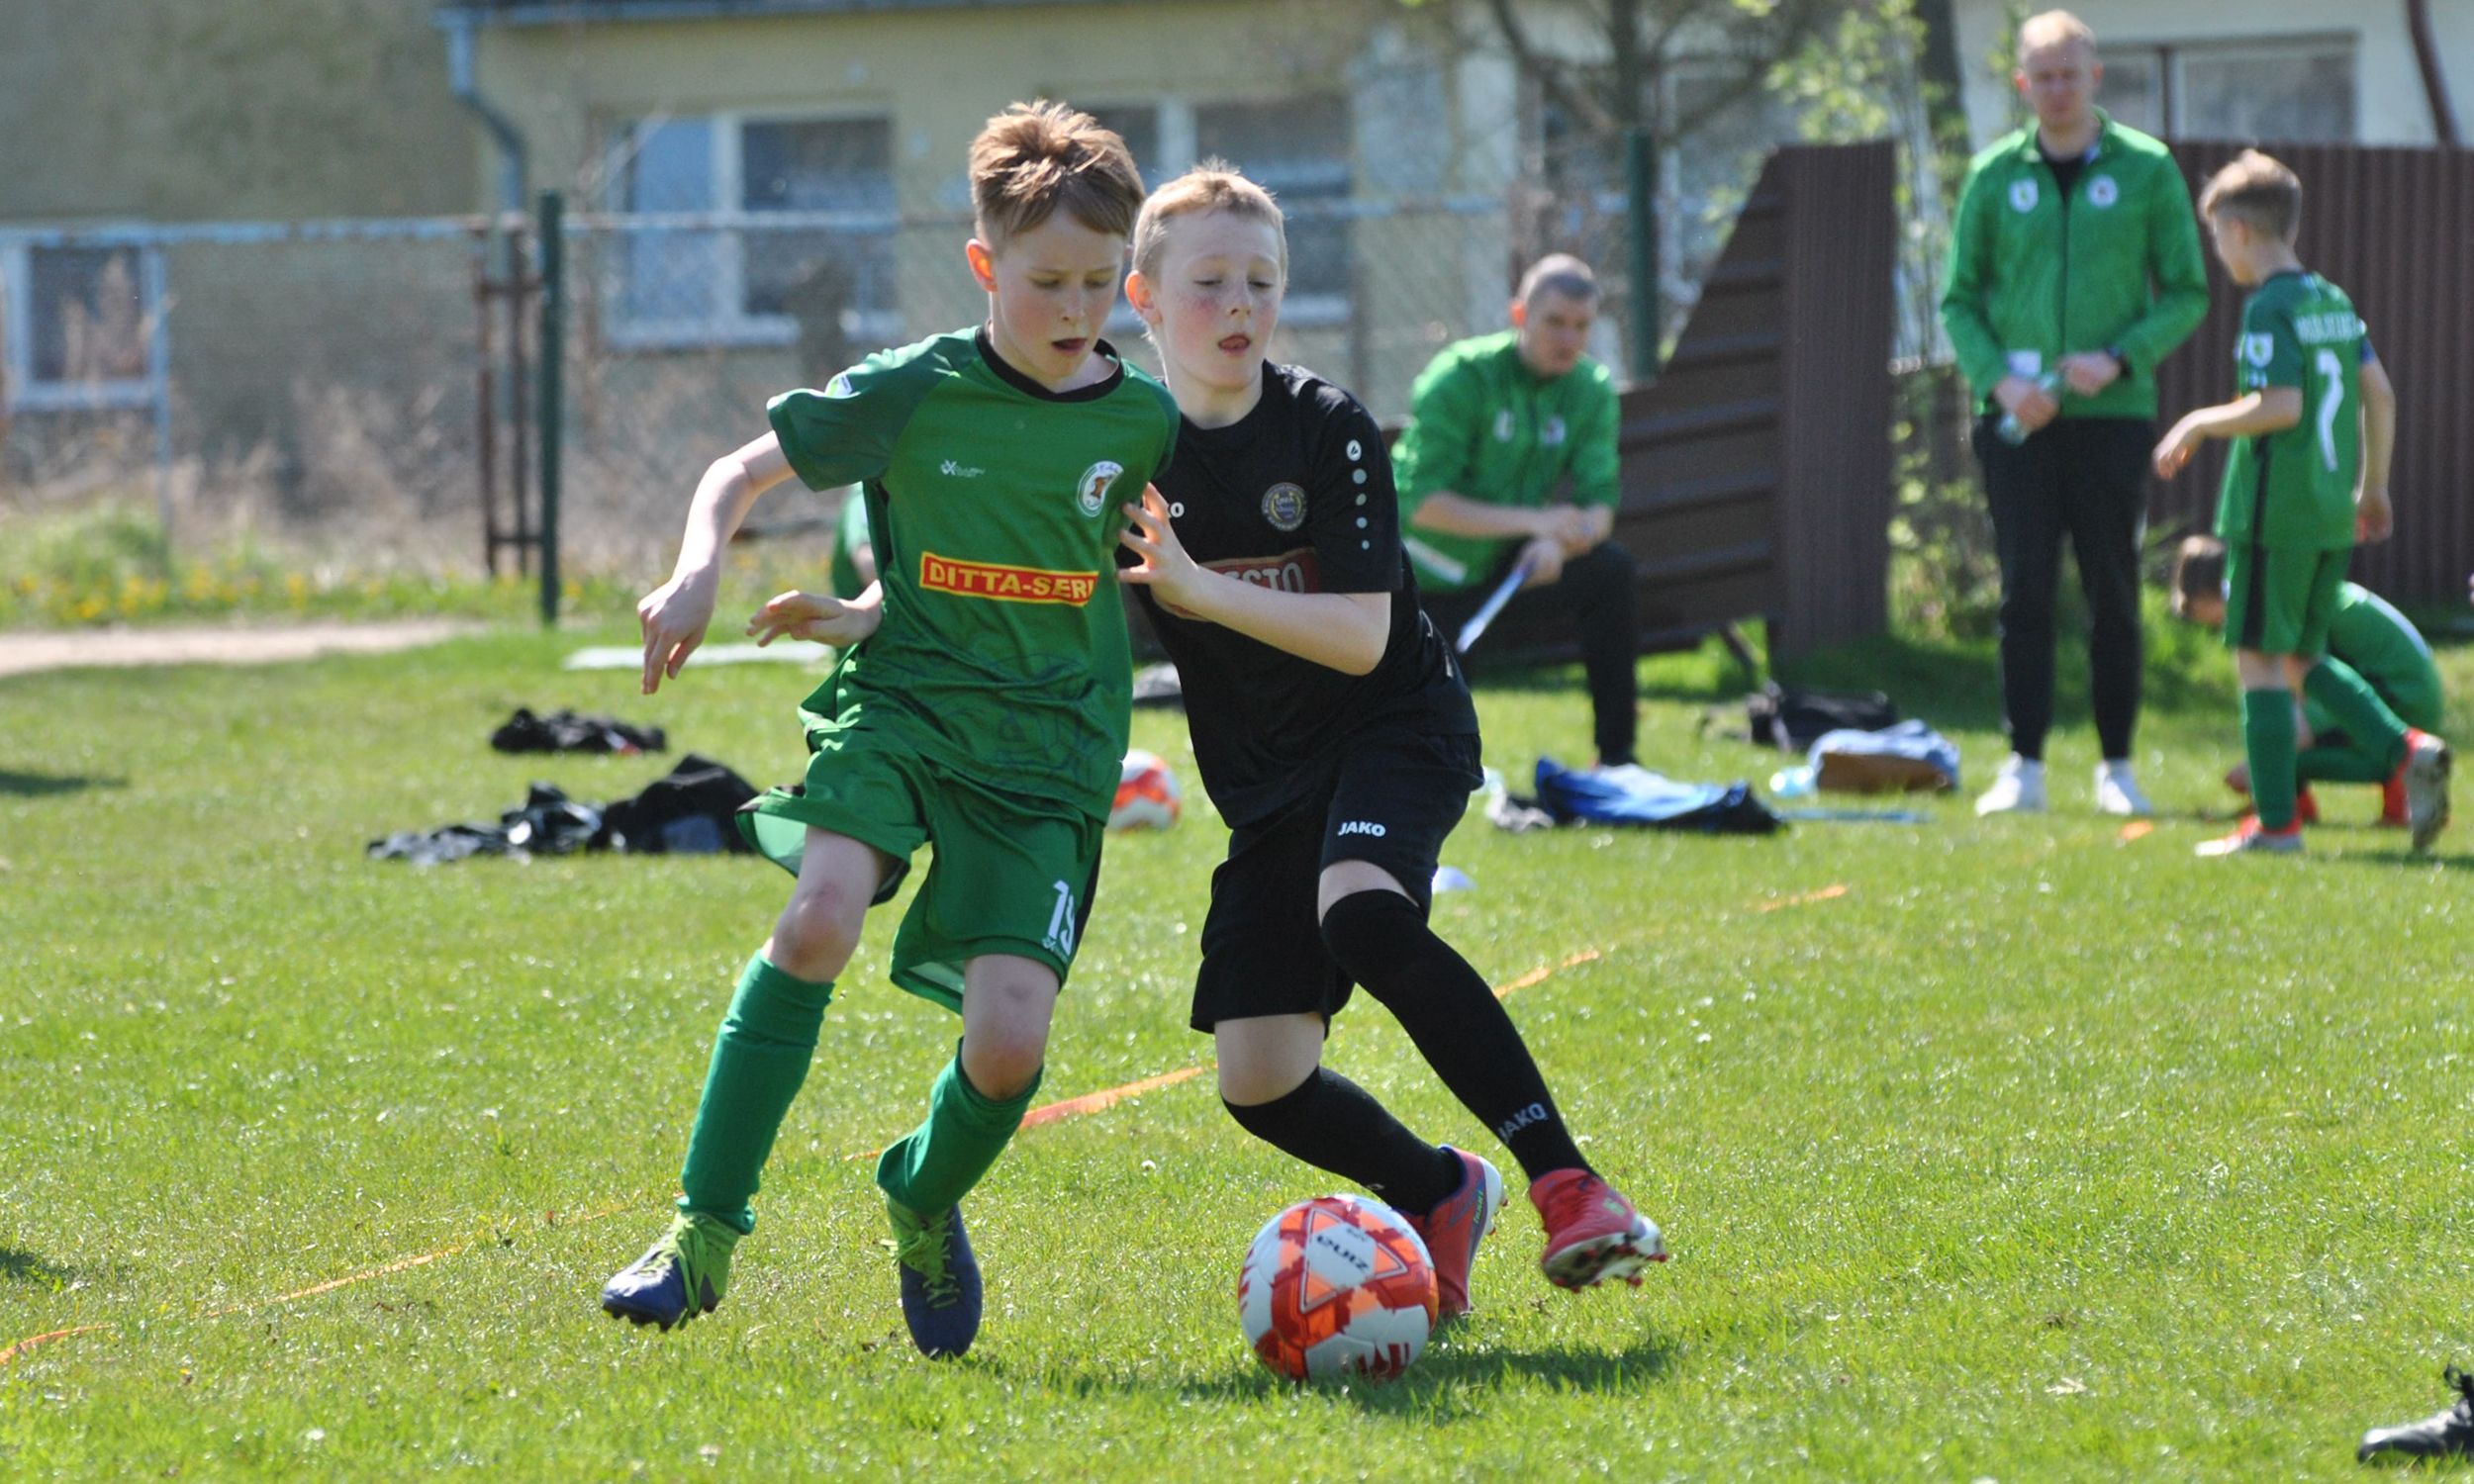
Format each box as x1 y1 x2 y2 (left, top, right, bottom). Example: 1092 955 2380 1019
2171 535 2445 828
2154 149 2446 856
602 102 1179 1357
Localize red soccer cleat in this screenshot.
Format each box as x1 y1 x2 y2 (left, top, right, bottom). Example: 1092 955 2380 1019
1529 1169 1666 1290
1403 1148 1503 1321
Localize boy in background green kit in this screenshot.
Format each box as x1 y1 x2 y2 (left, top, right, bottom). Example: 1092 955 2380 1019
601 101 1178 1358
2153 149 2447 856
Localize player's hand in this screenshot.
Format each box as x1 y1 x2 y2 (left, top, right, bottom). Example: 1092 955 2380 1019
1537 505 1594 553
1116 485 1206 605
2355 486 2395 543
1516 534 1566 587
2059 351 2122 398
746 589 878 648
637 568 718 695
2151 421 2201 480
1995 374 2059 433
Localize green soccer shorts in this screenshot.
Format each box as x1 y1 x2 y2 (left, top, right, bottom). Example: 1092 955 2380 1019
2224 543 2348 660
737 718 1105 1013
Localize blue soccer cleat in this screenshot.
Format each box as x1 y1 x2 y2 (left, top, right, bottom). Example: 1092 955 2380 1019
601 1210 737 1331
888 1201 982 1358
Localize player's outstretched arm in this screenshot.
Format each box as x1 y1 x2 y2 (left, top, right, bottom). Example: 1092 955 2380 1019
1117 486 1388 675
2152 389 2303 479
746 584 884 649
638 432 798 695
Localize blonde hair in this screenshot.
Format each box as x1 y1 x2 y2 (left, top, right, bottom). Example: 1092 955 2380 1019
1131 161 1287 279
2201 149 2303 240
2020 10 2096 58
968 100 1145 249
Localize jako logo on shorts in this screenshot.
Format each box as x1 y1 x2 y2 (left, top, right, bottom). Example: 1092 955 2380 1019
1336 820 1386 838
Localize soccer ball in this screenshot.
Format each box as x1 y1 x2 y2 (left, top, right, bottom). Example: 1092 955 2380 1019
1109 749 1183 831
1238 1194 1437 1383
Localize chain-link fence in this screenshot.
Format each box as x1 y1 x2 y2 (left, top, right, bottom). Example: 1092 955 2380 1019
2 124 1909 575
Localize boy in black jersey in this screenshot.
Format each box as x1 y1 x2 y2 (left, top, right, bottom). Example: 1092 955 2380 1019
1115 165 1665 1315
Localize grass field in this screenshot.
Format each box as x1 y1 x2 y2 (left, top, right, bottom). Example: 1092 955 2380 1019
3 608 2470 1480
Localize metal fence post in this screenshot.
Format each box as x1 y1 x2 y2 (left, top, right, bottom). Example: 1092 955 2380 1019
1624 125 1660 383
535 190 563 627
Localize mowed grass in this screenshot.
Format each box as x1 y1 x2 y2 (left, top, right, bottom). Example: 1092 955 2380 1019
3 610 2471 1480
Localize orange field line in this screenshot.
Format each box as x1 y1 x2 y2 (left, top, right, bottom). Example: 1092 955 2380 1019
6 880 1846 1365
1754 882 1849 912
0 1324 111 1367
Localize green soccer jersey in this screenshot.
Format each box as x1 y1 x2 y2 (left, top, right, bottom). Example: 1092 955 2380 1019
827 487 874 601
1391 330 1621 594
2216 272 2368 551
2304 581 2445 736
767 328 1180 819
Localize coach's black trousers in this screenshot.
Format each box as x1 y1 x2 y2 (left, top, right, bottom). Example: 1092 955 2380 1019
1424 541 1639 766
1973 415 2152 763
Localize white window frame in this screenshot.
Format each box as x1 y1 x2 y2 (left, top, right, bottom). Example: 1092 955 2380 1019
1084 94 1355 330
603 107 900 352
0 239 164 413
2104 33 2358 142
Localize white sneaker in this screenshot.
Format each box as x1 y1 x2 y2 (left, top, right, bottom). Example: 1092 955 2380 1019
1974 755 2046 816
2093 761 2151 817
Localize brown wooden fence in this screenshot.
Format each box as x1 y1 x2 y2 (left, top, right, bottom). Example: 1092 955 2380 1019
2154 141 2474 603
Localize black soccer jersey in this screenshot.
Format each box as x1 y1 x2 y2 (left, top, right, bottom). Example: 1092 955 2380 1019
1132 362 1478 826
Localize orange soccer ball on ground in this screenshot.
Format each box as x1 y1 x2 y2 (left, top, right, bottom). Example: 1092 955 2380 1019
1237 1193 1437 1383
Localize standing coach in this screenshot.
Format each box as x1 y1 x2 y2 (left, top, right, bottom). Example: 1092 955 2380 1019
1942 9 2208 817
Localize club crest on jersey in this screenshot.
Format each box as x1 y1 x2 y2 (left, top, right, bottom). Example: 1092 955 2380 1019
1077 460 1124 517
2087 174 2119 209
1261 482 1307 531
1493 410 1516 441
2009 178 2039 214
1542 415 1567 447
2241 333 2276 368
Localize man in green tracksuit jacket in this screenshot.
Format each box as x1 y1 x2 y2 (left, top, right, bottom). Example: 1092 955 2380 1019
1397 254 1640 773
1941 9 2208 820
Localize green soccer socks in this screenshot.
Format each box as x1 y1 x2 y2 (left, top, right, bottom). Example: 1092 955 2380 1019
2243 687 2301 832
2303 660 2411 781
677 954 834 1235
876 1047 1040 1220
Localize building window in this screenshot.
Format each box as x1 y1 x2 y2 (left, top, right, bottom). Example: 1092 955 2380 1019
2099 36 2355 143
1082 95 1354 327
606 112 897 350
2 242 159 411
1194 96 1353 325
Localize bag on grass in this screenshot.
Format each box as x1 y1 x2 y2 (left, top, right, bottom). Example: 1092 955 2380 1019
1531 758 1782 835
1808 721 1959 794
595 753 759 855
491 706 668 756
1745 682 1897 752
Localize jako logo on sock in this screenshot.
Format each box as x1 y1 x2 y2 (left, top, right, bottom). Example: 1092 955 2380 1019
1495 1102 1550 1141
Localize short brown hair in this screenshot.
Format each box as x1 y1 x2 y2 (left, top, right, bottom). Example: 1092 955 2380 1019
2200 149 2303 240
1131 161 1287 280
2173 534 2228 607
969 100 1145 249
1517 253 1599 307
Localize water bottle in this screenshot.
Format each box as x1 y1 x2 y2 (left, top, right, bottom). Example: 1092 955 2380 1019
1995 370 2065 446
1769 765 1817 799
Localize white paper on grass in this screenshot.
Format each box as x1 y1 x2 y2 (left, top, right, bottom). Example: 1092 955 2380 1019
562 643 831 672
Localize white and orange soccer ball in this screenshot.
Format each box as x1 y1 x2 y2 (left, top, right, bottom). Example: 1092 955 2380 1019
1108 749 1184 831
1238 1194 1437 1383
